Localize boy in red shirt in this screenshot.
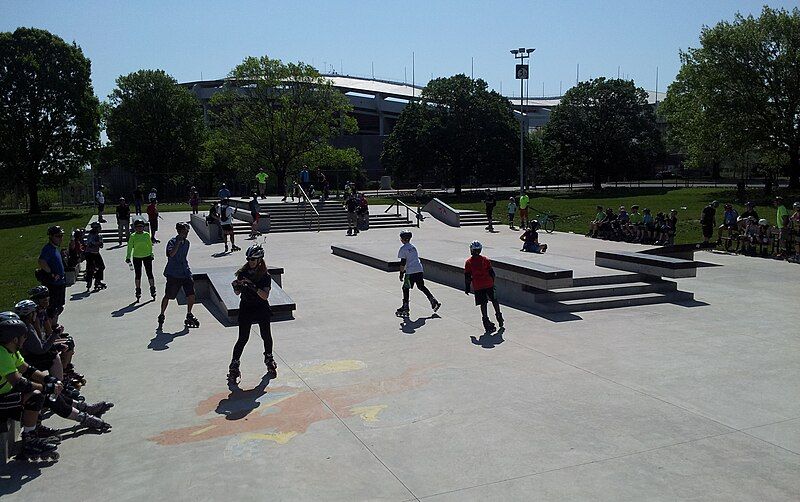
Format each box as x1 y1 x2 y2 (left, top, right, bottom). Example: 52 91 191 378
464 240 504 332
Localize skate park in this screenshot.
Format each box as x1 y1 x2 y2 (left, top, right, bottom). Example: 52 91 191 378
2 205 799 501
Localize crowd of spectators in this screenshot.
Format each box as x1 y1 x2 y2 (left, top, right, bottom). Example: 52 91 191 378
587 204 679 245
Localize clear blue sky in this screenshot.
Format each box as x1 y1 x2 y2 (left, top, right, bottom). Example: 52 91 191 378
2 0 796 101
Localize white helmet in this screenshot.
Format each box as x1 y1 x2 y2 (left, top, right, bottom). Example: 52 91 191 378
246 244 265 260
758 219 769 226
469 240 483 251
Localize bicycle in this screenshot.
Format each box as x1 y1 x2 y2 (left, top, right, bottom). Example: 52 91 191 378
532 208 558 233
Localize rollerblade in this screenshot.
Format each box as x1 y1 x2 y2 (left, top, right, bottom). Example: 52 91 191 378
265 353 278 378
18 431 59 462
231 245 241 252
227 360 241 384
150 285 157 299
496 312 504 328
184 313 200 328
224 244 229 253
64 365 87 388
135 287 142 302
93 282 107 291
62 383 84 401
34 424 62 444
76 400 114 417
482 316 496 333
78 411 112 432
395 304 410 318
157 313 165 328
430 299 442 312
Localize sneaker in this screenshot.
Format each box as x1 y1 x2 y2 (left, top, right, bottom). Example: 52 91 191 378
431 300 441 312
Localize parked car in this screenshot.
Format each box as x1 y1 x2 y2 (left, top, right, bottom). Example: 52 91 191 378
655 171 677 179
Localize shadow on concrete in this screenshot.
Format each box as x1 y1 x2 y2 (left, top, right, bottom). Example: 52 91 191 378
111 299 154 317
0 459 50 494
216 375 272 420
471 327 505 349
211 251 229 258
107 244 126 250
399 314 440 334
676 299 710 308
148 327 189 351
69 290 92 301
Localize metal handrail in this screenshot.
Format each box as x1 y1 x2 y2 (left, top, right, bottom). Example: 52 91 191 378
296 184 320 232
384 197 423 227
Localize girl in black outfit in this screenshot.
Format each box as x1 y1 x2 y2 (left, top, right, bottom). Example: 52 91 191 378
227 244 276 383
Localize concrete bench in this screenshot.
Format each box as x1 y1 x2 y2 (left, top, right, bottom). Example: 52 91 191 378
491 256 574 290
190 213 222 244
640 243 698 261
1 418 20 465
331 245 401 272
596 250 698 278
190 266 294 324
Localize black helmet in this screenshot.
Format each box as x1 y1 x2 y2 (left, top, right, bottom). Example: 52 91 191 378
0 312 27 344
530 220 540 230
246 244 265 260
133 217 146 226
47 225 64 236
90 221 101 230
14 300 38 317
176 221 190 232
29 285 50 300
399 229 413 240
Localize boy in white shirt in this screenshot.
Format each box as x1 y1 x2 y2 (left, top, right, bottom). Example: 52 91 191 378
395 230 441 318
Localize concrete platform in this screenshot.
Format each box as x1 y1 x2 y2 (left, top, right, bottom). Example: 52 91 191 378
1 212 798 501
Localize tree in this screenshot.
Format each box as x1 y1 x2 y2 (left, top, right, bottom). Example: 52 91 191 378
207 56 359 192
382 74 524 192
104 69 206 190
542 78 662 190
0 28 99 213
661 6 800 188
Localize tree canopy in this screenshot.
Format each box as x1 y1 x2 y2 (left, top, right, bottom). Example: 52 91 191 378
0 27 100 213
381 74 526 191
661 6 800 187
541 78 662 190
206 56 360 192
104 69 206 190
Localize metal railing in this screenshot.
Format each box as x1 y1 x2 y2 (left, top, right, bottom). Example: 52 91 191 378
385 198 423 227
296 184 321 232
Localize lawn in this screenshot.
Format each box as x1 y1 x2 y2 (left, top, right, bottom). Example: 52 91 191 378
442 187 798 245
0 203 191 309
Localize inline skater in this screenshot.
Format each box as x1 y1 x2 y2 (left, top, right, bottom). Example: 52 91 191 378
395 230 441 318
227 244 276 383
126 217 157 302
219 198 240 252
37 225 67 324
464 241 504 332
84 221 107 292
158 222 199 329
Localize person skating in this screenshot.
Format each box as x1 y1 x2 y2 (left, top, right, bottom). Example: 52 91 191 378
115 197 131 245
189 187 200 215
483 190 496 231
464 241 504 332
126 218 157 302
218 198 240 252
256 170 268 199
227 244 277 384
146 197 161 243
395 230 441 318
158 222 199 329
133 185 144 215
248 193 261 239
84 222 107 292
345 192 359 236
95 185 107 223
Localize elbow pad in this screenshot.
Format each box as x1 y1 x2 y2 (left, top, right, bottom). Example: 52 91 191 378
12 377 34 394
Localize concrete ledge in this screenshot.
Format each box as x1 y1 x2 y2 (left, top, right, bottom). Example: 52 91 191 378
492 256 574 290
330 245 401 272
422 198 461 227
596 250 697 278
190 214 222 244
1 418 19 465
640 243 699 261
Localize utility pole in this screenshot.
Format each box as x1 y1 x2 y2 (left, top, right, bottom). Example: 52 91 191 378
511 47 535 193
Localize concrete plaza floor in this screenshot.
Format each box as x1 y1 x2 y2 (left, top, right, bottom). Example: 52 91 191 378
2 209 799 501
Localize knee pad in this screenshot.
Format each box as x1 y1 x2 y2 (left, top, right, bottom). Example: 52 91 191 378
24 390 45 412
45 394 73 418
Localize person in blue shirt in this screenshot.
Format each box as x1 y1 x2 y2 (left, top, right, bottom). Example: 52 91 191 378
157 222 199 329
299 166 310 193
218 183 231 200
37 226 67 323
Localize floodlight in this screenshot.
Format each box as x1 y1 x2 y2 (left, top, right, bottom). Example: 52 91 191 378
510 49 519 55
526 48 535 54
518 47 525 53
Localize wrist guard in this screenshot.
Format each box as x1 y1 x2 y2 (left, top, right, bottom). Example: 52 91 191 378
22 365 36 378
44 375 58 385
12 377 34 394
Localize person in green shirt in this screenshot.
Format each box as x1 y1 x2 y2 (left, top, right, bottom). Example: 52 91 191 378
518 192 530 228
256 170 269 199
126 218 156 302
628 205 643 242
588 205 605 237
774 196 790 257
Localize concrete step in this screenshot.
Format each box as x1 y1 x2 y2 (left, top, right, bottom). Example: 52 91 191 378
539 290 694 312
525 280 677 302
269 221 412 233
572 273 652 287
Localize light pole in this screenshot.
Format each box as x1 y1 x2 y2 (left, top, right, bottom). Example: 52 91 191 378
511 47 535 193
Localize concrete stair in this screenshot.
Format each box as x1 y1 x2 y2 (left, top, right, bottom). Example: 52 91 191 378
458 209 501 227
260 201 412 233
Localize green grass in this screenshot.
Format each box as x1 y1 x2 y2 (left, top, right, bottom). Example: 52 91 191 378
0 203 193 309
443 187 798 245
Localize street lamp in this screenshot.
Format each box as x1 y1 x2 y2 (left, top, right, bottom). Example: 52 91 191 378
511 47 535 193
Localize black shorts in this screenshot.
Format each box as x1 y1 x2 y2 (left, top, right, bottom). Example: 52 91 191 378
403 272 426 289
701 223 714 238
221 223 234 234
24 351 57 372
0 391 23 418
48 283 66 310
165 276 195 300
474 287 496 306
150 219 159 232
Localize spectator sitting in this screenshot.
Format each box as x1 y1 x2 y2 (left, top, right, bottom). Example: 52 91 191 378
588 205 605 237
664 209 678 245
756 218 771 257
66 229 85 269
520 221 548 253
718 203 739 243
653 211 667 244
739 216 759 255
774 196 790 258
598 208 617 239
628 205 643 242
642 208 655 243
738 201 759 232
614 205 629 239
